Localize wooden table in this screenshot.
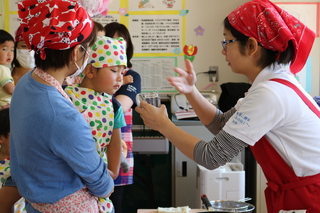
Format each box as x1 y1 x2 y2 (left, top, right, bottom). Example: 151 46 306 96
137 209 203 213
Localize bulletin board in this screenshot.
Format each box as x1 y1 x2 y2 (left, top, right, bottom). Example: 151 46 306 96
92 0 188 93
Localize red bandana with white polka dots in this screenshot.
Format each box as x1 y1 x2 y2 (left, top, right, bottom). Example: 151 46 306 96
17 0 93 60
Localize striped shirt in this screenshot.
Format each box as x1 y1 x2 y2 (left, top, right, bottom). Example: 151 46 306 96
194 108 248 170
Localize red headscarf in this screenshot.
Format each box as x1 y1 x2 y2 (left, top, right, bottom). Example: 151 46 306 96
17 0 93 60
228 0 315 74
15 26 24 42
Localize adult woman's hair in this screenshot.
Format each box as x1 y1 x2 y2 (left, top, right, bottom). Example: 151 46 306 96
223 17 294 69
12 43 21 69
11 26 23 69
35 30 97 71
104 22 134 68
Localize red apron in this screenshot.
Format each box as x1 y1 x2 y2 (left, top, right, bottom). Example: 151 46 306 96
250 79 320 213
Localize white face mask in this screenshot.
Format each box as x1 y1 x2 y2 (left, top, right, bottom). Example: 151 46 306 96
16 49 35 69
69 46 89 77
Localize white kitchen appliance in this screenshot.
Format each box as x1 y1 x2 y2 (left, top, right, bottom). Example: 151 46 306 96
196 162 245 208
170 92 217 114
171 117 245 209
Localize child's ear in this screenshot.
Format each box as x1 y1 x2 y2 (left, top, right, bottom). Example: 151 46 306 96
84 64 95 78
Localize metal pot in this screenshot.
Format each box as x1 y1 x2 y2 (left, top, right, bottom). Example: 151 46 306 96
209 200 255 212
199 194 255 213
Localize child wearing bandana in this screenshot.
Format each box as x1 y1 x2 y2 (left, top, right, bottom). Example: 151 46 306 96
104 21 142 213
64 36 128 212
136 0 320 212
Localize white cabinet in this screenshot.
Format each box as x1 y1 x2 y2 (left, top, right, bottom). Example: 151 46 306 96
171 123 214 208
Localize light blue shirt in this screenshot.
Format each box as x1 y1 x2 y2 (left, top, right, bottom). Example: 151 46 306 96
10 71 113 211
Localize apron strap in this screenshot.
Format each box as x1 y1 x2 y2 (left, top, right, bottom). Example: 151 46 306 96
267 173 320 192
270 78 320 117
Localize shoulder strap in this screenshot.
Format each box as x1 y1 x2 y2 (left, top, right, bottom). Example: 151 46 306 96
270 78 320 118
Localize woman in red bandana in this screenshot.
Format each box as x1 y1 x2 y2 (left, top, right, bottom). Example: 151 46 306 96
136 0 320 212
10 0 114 212
11 26 36 84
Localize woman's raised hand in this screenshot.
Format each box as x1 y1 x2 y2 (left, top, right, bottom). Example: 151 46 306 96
167 59 196 94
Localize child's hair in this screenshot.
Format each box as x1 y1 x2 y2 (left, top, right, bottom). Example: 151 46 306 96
0 108 10 137
104 22 134 68
94 21 105 34
0 30 14 45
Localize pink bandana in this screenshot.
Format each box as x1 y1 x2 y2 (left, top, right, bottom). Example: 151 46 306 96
228 0 315 74
17 0 93 60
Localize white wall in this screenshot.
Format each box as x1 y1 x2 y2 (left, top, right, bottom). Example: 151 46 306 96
309 39 320 97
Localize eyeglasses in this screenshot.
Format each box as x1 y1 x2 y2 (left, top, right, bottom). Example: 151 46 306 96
221 39 239 50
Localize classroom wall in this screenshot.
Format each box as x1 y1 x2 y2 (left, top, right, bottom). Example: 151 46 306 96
1 0 319 96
